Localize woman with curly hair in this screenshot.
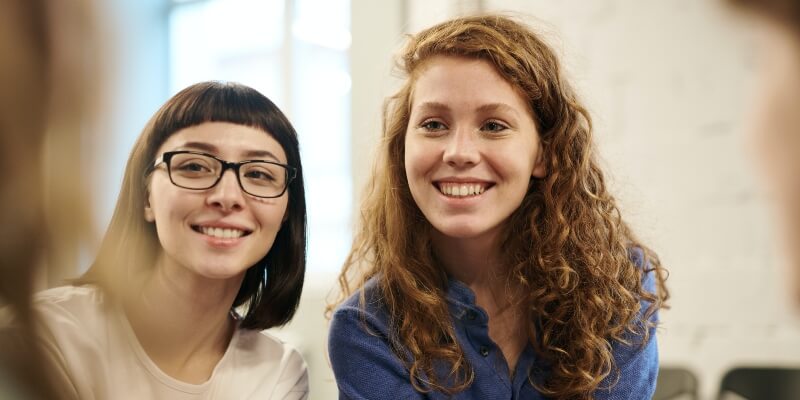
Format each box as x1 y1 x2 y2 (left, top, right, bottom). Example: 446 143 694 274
328 14 668 399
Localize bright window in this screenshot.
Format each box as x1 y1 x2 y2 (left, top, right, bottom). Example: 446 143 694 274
170 0 352 272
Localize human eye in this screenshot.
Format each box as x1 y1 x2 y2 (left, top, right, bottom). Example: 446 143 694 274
178 162 209 172
242 163 280 186
244 169 276 181
418 119 448 135
172 155 215 175
481 120 509 134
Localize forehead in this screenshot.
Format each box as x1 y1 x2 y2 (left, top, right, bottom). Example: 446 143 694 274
158 122 287 163
410 55 529 111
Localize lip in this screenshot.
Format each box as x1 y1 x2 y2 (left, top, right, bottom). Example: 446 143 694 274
191 221 253 232
433 176 494 185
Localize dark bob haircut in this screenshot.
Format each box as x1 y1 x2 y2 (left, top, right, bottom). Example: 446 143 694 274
80 81 306 330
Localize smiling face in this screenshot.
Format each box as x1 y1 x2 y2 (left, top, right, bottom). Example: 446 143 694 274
144 121 289 281
404 55 546 251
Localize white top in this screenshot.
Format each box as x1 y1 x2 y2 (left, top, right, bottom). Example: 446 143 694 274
34 285 308 400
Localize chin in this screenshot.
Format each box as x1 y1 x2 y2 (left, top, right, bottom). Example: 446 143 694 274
432 223 497 241
191 261 252 280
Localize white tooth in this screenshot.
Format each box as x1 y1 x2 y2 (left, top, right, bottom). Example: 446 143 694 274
200 227 244 239
470 185 477 195
459 185 468 196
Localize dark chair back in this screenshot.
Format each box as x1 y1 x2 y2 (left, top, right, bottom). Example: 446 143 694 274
718 367 800 400
654 366 699 400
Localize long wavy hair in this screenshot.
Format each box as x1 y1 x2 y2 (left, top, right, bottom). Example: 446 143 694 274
79 81 307 330
333 14 669 399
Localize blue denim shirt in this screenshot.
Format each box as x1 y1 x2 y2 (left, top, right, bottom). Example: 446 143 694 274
329 256 659 399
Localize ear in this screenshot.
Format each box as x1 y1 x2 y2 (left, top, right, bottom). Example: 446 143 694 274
531 142 547 178
144 193 155 222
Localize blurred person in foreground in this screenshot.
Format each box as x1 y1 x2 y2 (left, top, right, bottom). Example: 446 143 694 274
729 0 800 302
0 0 99 398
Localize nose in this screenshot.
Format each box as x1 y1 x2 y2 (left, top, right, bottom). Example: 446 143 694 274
442 127 480 167
206 170 245 212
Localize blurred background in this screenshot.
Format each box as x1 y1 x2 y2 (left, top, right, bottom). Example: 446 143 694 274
55 0 800 398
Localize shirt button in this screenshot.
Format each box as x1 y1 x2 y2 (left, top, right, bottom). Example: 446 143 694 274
480 346 489 357
466 310 477 321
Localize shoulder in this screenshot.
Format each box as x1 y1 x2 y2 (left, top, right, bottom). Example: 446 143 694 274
328 276 400 365
35 284 105 307
33 284 112 352
32 285 111 399
235 329 307 372
330 276 390 335
627 247 657 294
227 329 309 397
339 275 384 309
34 285 109 333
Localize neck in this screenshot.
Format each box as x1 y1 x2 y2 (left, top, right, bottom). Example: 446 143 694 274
122 254 244 381
432 230 528 375
432 229 503 285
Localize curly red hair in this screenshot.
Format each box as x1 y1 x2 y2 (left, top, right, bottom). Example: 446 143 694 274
333 14 669 399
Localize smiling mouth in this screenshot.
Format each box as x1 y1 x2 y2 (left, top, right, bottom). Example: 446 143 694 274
436 182 492 198
191 225 252 239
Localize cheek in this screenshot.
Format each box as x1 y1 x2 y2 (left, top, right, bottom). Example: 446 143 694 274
490 143 537 180
254 198 290 230
147 180 176 221
404 139 429 181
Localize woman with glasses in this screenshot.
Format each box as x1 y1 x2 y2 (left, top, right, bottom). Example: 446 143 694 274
328 15 668 399
34 81 309 399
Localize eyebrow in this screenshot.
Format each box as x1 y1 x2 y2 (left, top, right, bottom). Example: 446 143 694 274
475 103 521 118
177 141 281 162
414 101 521 118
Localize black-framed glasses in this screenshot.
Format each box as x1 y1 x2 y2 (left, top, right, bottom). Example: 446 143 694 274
149 150 296 198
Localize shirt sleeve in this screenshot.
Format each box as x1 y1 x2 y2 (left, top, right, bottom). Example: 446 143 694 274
328 305 426 400
593 262 660 399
